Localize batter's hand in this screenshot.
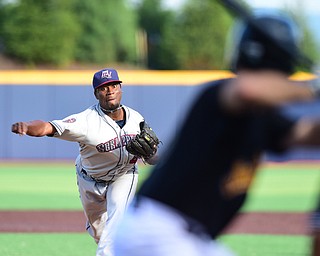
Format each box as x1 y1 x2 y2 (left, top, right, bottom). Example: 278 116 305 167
11 122 28 136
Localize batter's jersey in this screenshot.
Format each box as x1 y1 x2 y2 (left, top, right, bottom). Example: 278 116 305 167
138 78 296 238
50 104 144 181
313 189 320 229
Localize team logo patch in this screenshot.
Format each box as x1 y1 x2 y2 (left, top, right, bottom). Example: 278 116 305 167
62 118 76 123
221 156 260 198
101 70 112 79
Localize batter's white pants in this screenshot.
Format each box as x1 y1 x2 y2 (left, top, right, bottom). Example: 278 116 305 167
76 168 138 256
113 197 236 256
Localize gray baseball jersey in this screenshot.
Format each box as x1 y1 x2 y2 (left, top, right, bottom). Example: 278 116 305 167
50 103 144 181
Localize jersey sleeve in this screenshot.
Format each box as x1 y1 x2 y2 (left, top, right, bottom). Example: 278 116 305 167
264 110 296 152
50 113 88 142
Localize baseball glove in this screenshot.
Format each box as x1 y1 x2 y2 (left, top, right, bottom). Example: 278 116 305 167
126 121 160 159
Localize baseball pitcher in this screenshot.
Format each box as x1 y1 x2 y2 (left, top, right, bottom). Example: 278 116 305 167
11 68 160 256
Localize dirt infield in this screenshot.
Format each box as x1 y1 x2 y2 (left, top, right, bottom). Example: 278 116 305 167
0 211 312 235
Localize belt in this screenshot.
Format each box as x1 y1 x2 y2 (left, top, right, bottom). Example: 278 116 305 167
80 169 106 183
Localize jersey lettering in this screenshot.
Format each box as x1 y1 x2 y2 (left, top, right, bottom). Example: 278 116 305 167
121 134 135 145
109 138 118 151
96 134 135 153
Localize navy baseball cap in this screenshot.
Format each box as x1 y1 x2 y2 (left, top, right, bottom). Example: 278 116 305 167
92 68 122 89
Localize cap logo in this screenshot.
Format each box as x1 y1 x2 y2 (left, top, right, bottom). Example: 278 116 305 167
101 70 112 79
93 68 121 89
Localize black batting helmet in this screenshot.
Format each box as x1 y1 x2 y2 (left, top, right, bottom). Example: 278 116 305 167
226 9 302 75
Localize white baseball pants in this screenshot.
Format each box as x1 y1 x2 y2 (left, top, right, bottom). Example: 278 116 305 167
113 197 236 256
76 167 138 256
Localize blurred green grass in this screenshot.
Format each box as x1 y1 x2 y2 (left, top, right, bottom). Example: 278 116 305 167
0 161 318 211
0 233 310 256
0 233 311 256
0 161 152 210
219 234 312 256
243 163 320 212
0 233 96 256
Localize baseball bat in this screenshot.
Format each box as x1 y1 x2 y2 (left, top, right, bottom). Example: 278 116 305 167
217 0 314 71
